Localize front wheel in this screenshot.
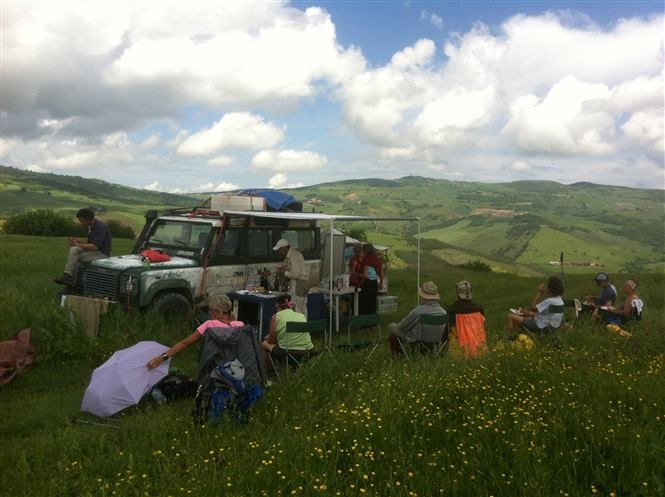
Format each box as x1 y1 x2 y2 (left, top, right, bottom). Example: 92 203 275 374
149 292 192 322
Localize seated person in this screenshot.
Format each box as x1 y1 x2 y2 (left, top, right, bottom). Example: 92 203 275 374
388 281 447 356
582 272 617 315
54 208 112 286
447 280 485 326
261 295 313 368
600 279 642 326
448 280 487 358
506 275 564 337
147 294 243 369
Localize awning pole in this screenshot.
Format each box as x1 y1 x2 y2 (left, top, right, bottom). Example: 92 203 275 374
329 218 334 346
417 218 421 305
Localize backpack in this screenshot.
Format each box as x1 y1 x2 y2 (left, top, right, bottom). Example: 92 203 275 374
193 358 263 426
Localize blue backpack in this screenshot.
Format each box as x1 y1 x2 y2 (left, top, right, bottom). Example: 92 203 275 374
193 359 263 426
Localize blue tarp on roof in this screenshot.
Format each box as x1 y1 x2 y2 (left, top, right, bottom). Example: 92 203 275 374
237 189 301 211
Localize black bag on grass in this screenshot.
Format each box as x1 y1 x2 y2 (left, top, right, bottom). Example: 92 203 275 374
154 372 198 401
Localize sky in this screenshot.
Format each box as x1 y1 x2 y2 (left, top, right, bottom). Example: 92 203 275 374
1 1 663 193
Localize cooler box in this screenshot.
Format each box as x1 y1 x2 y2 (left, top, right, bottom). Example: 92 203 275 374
377 295 398 313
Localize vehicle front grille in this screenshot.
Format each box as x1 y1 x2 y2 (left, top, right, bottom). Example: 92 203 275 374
83 268 120 300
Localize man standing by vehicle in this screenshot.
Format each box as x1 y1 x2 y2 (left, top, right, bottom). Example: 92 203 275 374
54 208 111 287
273 238 309 319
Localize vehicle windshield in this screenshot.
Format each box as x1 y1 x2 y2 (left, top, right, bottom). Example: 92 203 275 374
147 220 213 251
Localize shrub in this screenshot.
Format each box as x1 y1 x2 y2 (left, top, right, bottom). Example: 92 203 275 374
3 209 73 236
460 259 492 272
106 219 135 239
3 209 135 238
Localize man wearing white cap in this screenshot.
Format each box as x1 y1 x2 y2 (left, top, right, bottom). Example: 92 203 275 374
273 238 309 319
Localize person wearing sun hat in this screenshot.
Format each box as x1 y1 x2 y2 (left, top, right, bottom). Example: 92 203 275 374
599 278 642 328
447 280 485 327
387 281 447 355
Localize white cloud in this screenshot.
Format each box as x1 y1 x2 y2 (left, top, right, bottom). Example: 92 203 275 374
176 112 284 156
251 149 328 171
268 173 288 188
420 10 443 29
213 182 240 192
621 109 665 154
510 160 531 171
140 133 160 148
414 86 496 146
1 1 364 139
605 74 664 113
208 155 235 167
1 3 662 190
502 76 616 155
44 150 101 169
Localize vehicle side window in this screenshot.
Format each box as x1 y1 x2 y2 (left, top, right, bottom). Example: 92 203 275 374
216 230 240 256
248 229 270 256
279 229 318 258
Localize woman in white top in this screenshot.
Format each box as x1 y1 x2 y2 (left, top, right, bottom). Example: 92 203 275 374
507 276 564 336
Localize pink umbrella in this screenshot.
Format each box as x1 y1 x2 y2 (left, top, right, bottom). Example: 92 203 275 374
81 341 170 417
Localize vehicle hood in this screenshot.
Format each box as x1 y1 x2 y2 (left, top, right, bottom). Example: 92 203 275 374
90 254 198 270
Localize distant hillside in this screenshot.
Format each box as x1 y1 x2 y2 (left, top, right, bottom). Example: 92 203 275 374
285 177 665 275
1 166 663 275
0 165 200 227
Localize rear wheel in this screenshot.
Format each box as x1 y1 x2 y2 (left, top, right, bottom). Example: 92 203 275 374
150 292 192 322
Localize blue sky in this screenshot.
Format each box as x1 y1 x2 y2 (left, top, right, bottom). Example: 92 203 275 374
1 0 663 193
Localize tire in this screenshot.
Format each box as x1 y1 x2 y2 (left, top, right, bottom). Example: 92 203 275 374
150 292 192 322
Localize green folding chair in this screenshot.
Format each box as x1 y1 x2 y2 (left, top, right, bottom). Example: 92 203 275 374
346 313 382 356
399 313 448 358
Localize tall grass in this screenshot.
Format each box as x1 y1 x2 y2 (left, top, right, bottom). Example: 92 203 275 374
1 234 664 497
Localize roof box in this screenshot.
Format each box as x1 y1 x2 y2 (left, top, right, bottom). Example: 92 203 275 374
210 195 266 212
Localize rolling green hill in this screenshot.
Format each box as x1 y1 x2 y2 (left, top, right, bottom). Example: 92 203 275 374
2 166 663 275
286 177 664 275
0 165 201 227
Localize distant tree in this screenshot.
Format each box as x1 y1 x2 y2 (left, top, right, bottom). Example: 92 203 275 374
345 227 367 242
459 259 492 273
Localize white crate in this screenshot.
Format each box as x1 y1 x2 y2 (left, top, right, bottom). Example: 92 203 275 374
377 295 398 313
210 195 266 212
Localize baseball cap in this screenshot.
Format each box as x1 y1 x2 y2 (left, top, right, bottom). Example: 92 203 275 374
272 238 290 251
593 272 609 282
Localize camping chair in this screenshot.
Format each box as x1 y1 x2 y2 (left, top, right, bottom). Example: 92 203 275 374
269 319 331 380
399 313 448 359
345 313 382 356
521 304 565 340
563 298 582 324
455 312 488 358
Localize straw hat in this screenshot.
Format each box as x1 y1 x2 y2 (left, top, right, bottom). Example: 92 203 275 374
418 281 440 300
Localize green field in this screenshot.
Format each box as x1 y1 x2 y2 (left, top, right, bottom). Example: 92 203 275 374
1 234 664 497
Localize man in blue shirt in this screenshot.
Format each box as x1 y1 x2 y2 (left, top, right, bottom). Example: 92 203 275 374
55 208 112 286
582 272 617 315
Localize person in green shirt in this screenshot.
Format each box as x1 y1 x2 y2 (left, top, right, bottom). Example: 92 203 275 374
261 295 313 369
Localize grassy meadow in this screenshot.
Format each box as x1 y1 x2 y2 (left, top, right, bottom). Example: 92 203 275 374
1 233 664 497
